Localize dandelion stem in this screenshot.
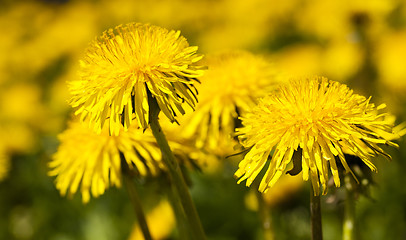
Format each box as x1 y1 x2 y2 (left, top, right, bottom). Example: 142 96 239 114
148 93 206 240
123 174 152 240
343 175 356 240
159 174 191 240
310 185 323 240
165 176 191 240
256 191 274 240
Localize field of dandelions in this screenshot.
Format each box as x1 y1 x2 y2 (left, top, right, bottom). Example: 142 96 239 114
1 1 406 240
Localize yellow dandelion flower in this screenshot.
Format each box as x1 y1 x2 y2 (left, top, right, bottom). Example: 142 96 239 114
182 50 279 150
235 76 404 195
69 23 204 135
49 120 164 203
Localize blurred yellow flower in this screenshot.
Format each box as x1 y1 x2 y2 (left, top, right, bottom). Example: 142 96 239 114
69 23 204 135
375 31 406 92
262 173 304 207
295 1 350 40
0 83 45 155
1 1 99 79
235 76 404 195
0 149 10 181
245 174 303 211
128 199 175 240
321 40 363 82
0 123 36 154
181 50 279 151
273 44 322 78
49 120 165 203
103 0 209 32
197 0 272 51
295 0 396 40
160 116 223 173
0 84 46 125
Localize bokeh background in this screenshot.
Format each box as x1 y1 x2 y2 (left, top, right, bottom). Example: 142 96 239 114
1 0 406 239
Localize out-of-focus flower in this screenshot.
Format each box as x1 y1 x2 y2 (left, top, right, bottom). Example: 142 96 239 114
181 50 279 151
0 84 46 154
294 1 349 39
0 84 46 126
321 40 363 82
0 123 36 155
0 1 101 139
197 0 273 51
0 149 10 181
49 120 164 203
102 0 209 31
295 0 396 41
196 0 303 52
128 199 175 240
273 42 362 82
235 76 404 195
160 116 222 173
45 65 74 134
1 1 99 79
375 31 406 93
272 45 322 78
100 0 300 53
69 23 204 135
261 174 304 207
245 174 303 211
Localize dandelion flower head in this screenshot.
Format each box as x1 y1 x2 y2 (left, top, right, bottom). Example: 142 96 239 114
181 50 279 150
235 76 404 195
49 120 165 203
69 23 205 135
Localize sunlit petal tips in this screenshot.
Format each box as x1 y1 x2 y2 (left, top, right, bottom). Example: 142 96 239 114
68 23 205 135
235 76 405 195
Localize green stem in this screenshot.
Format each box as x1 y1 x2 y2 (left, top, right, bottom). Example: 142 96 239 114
148 94 206 240
256 191 274 240
123 174 152 240
310 185 323 240
166 176 191 240
343 176 356 240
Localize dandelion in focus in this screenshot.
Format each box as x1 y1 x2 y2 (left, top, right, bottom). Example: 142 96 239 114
69 23 205 135
235 76 405 195
181 50 279 151
49 120 165 203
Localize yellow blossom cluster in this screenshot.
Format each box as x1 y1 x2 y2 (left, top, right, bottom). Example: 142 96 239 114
50 22 206 202
1 2 406 239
